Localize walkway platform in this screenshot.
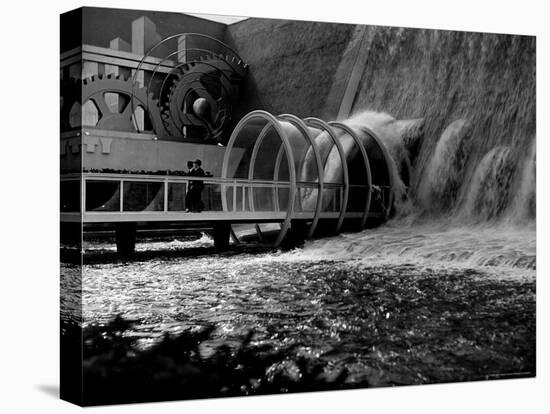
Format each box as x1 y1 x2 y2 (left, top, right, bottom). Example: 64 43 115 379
61 171 385 250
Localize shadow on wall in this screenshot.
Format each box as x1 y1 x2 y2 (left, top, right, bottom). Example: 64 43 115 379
36 385 59 399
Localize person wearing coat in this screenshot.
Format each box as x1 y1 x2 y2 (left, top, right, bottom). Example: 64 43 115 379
185 159 205 212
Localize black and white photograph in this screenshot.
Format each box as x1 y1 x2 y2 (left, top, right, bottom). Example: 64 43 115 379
2 0 548 412
57 4 539 407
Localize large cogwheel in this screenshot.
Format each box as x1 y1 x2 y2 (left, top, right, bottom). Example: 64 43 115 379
79 74 163 134
159 53 247 143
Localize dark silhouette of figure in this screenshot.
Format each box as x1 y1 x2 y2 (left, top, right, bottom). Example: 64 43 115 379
184 161 194 211
186 159 205 212
192 159 205 212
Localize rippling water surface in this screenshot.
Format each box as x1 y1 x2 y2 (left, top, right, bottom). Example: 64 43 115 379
80 222 535 382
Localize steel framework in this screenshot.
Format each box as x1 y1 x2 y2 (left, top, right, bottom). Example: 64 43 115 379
221 110 394 247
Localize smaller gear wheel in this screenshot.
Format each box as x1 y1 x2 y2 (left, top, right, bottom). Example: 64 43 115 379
158 53 248 143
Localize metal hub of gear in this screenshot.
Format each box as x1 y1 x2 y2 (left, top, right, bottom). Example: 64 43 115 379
158 53 248 143
63 74 163 134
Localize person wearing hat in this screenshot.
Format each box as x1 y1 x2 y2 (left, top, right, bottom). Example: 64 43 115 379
184 161 194 211
193 159 205 177
186 159 205 212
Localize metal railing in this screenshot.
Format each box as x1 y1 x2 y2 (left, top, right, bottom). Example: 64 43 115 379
61 173 385 219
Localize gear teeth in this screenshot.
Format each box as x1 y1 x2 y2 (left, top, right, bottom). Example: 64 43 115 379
78 73 164 136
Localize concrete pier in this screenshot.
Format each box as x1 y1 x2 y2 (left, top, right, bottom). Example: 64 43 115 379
213 223 231 250
115 222 137 256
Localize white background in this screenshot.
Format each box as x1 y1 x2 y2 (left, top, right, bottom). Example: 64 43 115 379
0 0 547 412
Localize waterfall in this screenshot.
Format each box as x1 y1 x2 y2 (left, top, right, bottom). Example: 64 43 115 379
344 112 536 226
295 29 535 270
297 109 536 271
417 119 473 215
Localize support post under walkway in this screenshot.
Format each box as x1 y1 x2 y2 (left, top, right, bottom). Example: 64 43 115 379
115 222 137 256
213 222 231 250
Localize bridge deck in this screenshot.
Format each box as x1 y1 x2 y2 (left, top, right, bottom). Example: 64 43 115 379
61 211 366 223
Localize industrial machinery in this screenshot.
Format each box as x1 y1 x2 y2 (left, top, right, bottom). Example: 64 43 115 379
60 18 394 255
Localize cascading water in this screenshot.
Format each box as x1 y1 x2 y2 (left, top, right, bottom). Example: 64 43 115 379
293 106 536 272
417 119 473 215
342 110 424 217
459 145 516 222
505 139 536 225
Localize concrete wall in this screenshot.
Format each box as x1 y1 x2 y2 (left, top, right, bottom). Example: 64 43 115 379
71 133 243 177
225 18 356 121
